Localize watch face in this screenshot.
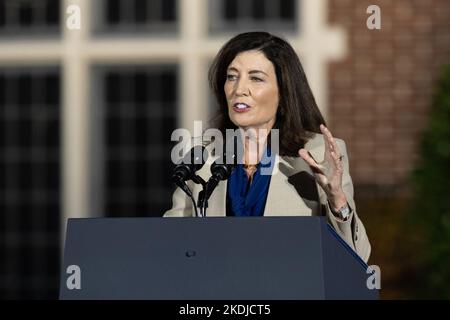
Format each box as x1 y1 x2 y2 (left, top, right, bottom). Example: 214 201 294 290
340 205 350 218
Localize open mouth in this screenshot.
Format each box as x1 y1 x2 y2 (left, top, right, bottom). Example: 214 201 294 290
233 103 251 112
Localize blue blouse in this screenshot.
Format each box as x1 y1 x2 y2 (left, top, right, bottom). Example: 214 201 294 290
226 149 276 216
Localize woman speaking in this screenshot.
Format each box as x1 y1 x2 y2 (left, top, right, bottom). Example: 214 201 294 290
164 32 371 263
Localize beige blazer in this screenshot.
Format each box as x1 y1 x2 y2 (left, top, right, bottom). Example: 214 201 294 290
164 133 371 263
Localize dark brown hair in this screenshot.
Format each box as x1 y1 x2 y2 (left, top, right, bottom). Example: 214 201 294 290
208 31 326 156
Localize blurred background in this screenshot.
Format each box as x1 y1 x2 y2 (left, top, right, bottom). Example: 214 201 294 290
0 0 449 299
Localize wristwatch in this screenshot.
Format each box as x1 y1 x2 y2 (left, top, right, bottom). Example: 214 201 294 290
333 203 351 221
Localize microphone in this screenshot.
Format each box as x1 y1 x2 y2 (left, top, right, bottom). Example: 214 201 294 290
200 151 236 212
207 160 234 192
172 145 208 198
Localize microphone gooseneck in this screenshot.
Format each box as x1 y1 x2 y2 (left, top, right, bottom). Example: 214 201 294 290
199 152 236 217
171 145 208 217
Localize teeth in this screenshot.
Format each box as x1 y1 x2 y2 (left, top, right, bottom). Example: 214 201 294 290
236 103 249 109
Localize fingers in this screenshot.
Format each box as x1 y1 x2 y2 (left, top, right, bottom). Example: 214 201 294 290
299 148 315 166
299 148 324 174
320 124 333 159
320 124 341 157
330 150 344 173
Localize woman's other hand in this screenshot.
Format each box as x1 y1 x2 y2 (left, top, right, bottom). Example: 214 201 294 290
298 124 347 211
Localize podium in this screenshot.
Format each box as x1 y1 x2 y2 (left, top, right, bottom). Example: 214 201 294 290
59 217 379 300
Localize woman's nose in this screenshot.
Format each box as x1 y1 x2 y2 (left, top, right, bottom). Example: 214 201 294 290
235 79 250 96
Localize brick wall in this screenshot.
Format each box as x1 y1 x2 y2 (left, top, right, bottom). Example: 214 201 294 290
328 0 450 188
328 0 450 298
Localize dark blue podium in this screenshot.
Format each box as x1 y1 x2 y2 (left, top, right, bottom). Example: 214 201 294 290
59 217 379 300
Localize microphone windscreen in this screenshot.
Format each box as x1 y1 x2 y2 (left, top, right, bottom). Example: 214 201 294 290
175 145 209 173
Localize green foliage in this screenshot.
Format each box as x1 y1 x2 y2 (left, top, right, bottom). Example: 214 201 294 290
410 63 450 298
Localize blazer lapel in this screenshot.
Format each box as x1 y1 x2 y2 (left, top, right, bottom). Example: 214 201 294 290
202 133 326 217
264 135 325 216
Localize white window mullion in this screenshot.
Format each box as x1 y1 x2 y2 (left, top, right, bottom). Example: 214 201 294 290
61 0 91 241
179 0 208 133
0 41 61 63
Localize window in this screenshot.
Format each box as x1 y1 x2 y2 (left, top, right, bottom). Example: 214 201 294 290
0 67 61 299
209 0 297 34
94 0 178 35
94 65 178 217
0 0 331 300
0 0 60 37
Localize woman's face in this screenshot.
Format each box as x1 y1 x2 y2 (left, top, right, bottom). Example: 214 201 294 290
224 50 279 131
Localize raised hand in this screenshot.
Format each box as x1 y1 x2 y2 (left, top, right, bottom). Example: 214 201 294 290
298 124 347 210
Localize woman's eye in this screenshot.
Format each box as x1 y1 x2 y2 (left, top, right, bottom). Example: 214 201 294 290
251 77 263 82
226 74 237 81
